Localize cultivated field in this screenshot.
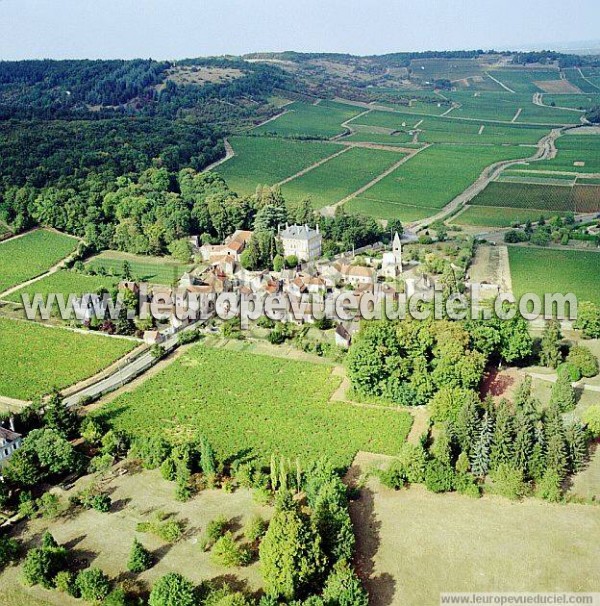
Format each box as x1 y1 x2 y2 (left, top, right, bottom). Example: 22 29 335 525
215 136 340 196
487 69 563 94
351 481 600 606
469 181 575 211
0 230 78 293
508 247 600 306
346 145 532 222
4 270 117 305
280 146 402 209
86 251 193 285
96 344 413 469
253 100 363 139
453 205 568 228
0 317 136 400
531 134 600 174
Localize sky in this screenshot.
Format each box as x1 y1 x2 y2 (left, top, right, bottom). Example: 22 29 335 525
1 0 599 60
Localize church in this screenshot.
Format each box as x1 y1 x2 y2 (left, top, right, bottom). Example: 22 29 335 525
380 232 403 279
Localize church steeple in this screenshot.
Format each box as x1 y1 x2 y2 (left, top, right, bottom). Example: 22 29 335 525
392 232 402 264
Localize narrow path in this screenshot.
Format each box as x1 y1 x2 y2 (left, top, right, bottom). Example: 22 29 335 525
577 67 600 91
203 138 235 172
486 71 516 93
531 92 584 113
440 105 456 117
414 119 424 128
528 371 600 393
331 109 372 141
408 128 562 231
321 145 431 216
478 125 485 135
511 108 523 123
276 146 352 186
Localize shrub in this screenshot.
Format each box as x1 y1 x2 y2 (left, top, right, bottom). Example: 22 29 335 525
128 538 153 573
76 567 111 603
137 516 184 544
0 536 20 571
104 588 129 606
201 515 229 550
160 457 177 481
55 570 78 597
557 362 581 382
490 463 530 501
454 473 481 498
211 532 251 567
22 545 68 588
378 460 407 490
244 515 268 543
149 573 196 606
131 434 171 469
535 469 563 503
322 560 368 606
566 346 599 378
424 460 455 493
583 405 600 437
89 494 112 512
397 442 427 483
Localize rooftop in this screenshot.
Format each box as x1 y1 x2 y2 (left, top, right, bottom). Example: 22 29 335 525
279 223 321 240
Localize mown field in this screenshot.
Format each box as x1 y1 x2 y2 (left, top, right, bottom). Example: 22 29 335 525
454 206 567 228
215 136 340 196
508 247 600 306
352 483 600 606
280 146 402 209
532 134 600 174
253 100 363 139
0 230 78 293
4 270 117 304
353 110 550 145
96 345 413 469
0 317 137 400
346 145 532 222
470 181 575 211
86 251 193 285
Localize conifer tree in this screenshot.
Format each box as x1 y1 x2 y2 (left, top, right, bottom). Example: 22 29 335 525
550 371 576 412
514 376 532 410
199 435 216 475
128 538 153 573
564 421 588 473
540 320 562 369
270 453 279 492
490 399 514 471
527 425 547 482
513 412 534 474
544 404 568 479
455 395 480 457
470 412 493 477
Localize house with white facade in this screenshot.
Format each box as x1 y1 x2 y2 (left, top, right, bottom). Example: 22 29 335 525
0 427 22 465
279 224 322 262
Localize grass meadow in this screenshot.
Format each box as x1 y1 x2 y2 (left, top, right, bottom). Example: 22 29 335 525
96 344 413 469
508 247 600 306
216 136 340 196
0 317 136 400
0 230 78 293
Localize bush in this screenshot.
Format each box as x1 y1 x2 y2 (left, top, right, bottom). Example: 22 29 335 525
55 570 78 597
104 588 129 606
454 473 481 498
160 457 177 481
89 494 112 512
535 469 563 503
378 460 407 490
137 515 184 543
128 538 153 573
201 515 229 551
130 435 171 470
397 442 427 483
322 560 368 606
76 567 111 603
557 362 581 382
149 573 196 606
244 514 268 543
424 460 455 493
0 536 20 571
211 532 251 567
504 229 529 243
22 545 68 588
583 405 600 437
490 463 530 501
566 346 599 378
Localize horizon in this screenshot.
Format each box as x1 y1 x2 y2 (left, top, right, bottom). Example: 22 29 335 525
2 0 600 61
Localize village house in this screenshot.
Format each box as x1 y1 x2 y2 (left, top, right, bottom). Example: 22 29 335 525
336 262 376 286
0 426 22 465
279 223 322 262
335 321 360 349
198 229 253 262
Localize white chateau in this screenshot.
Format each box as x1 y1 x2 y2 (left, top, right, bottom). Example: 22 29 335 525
279 223 322 262
381 232 403 278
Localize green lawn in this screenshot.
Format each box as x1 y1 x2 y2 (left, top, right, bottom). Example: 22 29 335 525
347 145 532 221
508 247 600 306
280 146 402 209
96 344 413 469
0 318 136 400
0 230 78 293
86 251 193 285
453 206 567 228
215 136 341 196
253 100 363 139
5 270 117 304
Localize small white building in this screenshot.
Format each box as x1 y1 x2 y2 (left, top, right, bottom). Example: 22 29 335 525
279 224 322 262
0 427 22 465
